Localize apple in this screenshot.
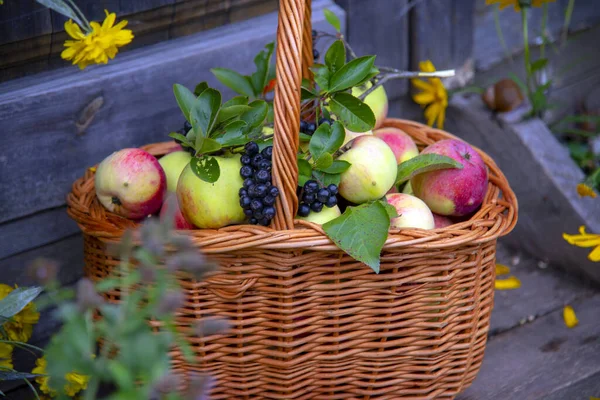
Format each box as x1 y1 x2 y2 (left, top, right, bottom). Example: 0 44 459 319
386 184 398 195
337 136 397 204
95 148 166 219
342 129 373 147
176 154 246 229
411 139 488 217
159 151 192 192
385 193 434 230
297 205 341 225
352 82 388 129
159 193 195 230
433 213 453 229
374 127 419 164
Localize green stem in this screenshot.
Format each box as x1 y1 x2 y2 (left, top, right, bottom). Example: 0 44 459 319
64 0 92 32
562 0 576 47
540 3 548 59
521 7 534 104
494 5 513 63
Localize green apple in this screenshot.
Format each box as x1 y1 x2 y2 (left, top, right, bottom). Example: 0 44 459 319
297 205 341 225
176 154 246 229
337 136 397 204
95 148 166 219
159 151 192 192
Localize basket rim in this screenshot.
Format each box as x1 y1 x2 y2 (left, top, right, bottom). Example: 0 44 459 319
66 118 518 254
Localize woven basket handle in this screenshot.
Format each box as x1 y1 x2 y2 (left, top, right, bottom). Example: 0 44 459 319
271 0 313 230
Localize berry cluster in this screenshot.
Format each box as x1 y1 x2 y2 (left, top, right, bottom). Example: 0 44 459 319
297 180 338 217
238 141 279 226
300 118 331 136
174 121 196 156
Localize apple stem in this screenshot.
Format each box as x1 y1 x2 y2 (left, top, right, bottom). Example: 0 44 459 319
111 196 122 205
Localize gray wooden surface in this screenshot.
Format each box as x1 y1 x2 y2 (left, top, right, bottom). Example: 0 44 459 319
335 0 410 99
444 93 600 284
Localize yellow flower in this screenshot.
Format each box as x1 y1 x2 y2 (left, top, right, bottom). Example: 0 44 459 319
577 183 597 198
411 60 448 129
495 276 521 290
563 305 578 328
0 284 40 343
563 226 600 262
495 263 511 275
33 357 90 398
0 342 13 369
485 0 555 11
61 10 134 70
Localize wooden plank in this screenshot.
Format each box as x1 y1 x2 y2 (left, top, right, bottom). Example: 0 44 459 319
474 0 600 71
335 0 410 99
0 0 52 44
0 207 79 260
444 94 600 284
410 0 476 90
0 0 344 222
457 293 600 399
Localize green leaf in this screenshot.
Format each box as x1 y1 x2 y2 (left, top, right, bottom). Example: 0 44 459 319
395 154 463 185
0 371 41 381
328 56 376 93
0 286 42 320
190 156 220 183
191 88 221 144
507 73 527 94
322 201 391 273
216 120 249 146
530 58 548 73
223 96 249 108
216 105 253 125
379 198 399 219
298 158 313 186
323 8 341 32
266 101 274 124
211 68 255 97
299 132 313 142
301 87 318 101
325 40 346 75
197 138 222 154
35 0 86 29
250 42 275 96
355 66 381 87
168 132 194 148
173 84 197 121
329 92 376 132
311 64 330 92
312 170 341 186
314 152 334 170
318 160 350 174
241 100 268 128
310 120 345 160
194 81 209 96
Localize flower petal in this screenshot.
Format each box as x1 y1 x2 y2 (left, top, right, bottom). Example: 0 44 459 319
413 91 435 105
563 305 578 328
496 264 511 275
419 60 435 73
495 276 521 290
577 183 597 198
588 245 600 261
436 102 446 129
411 79 434 93
102 10 116 30
424 102 440 127
64 20 86 40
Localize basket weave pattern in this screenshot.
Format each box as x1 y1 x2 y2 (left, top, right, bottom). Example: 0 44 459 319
66 0 518 398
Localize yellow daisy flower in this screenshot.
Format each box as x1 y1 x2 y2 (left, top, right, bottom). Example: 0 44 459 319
33 356 90 398
0 342 13 369
0 284 40 343
577 183 597 198
563 226 600 262
411 60 448 129
61 10 134 70
485 0 556 12
563 305 578 328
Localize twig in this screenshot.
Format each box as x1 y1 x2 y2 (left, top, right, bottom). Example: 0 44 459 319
358 69 455 100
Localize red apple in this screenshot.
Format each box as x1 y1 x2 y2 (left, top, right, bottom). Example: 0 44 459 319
433 213 453 229
374 127 419 164
166 143 183 154
410 139 488 217
159 193 195 230
385 193 434 230
95 148 166 219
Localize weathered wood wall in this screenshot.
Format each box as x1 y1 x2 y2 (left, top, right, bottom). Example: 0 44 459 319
0 0 279 82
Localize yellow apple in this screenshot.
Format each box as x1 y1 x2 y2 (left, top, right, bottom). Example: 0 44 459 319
159 151 192 192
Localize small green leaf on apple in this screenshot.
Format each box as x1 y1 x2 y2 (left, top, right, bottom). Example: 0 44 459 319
216 105 252 125
325 40 346 75
329 92 375 132
378 198 399 219
197 138 222 155
191 88 221 143
168 132 194 148
323 8 341 32
318 160 350 174
298 158 313 186
395 154 463 185
173 83 196 122
309 120 345 161
314 152 334 170
241 100 269 129
322 201 391 273
312 170 341 186
216 120 249 147
190 155 220 183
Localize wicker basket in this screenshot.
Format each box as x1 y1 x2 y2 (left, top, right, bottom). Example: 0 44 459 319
66 1 518 398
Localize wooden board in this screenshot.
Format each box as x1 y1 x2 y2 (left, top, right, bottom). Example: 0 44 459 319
0 0 344 259
410 0 476 90
335 0 410 99
444 93 600 284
